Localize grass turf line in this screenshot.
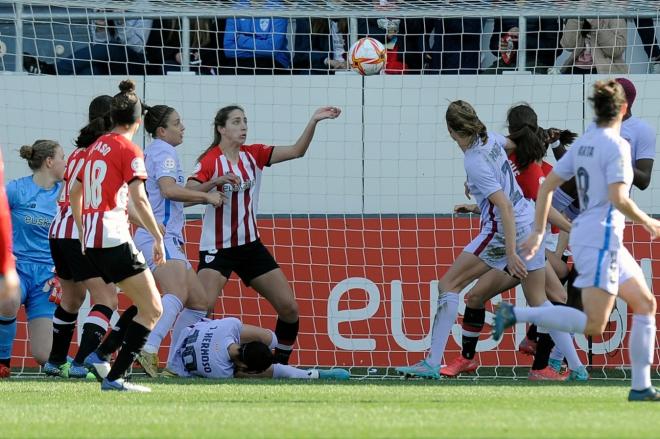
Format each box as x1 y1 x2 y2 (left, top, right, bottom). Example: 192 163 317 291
1 378 659 439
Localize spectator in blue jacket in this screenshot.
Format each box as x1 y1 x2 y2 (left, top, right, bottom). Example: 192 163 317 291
223 0 291 74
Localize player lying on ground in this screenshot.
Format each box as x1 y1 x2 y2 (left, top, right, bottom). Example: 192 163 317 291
167 317 350 380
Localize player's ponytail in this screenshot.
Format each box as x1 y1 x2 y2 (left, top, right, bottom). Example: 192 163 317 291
446 100 488 147
590 79 627 125
506 104 545 170
19 140 60 171
111 79 142 126
75 95 113 149
197 104 244 163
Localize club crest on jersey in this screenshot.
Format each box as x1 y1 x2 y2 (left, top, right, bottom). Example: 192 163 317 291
259 18 270 31
205 255 215 264
193 162 202 174
163 158 176 170
131 157 146 174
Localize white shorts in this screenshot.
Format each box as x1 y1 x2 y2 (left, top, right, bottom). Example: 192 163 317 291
464 222 545 273
544 232 558 253
572 245 643 295
134 233 192 272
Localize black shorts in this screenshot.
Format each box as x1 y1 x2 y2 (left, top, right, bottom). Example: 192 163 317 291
198 239 279 286
49 238 101 282
85 242 148 284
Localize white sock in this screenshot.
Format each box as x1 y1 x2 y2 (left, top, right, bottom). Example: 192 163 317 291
426 292 459 367
514 305 587 334
144 294 183 354
166 308 207 365
272 363 318 379
630 314 654 391
536 301 583 370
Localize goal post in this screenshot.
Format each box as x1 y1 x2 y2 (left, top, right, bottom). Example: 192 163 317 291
0 0 659 379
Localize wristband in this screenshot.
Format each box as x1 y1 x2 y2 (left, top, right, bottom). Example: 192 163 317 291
550 140 561 149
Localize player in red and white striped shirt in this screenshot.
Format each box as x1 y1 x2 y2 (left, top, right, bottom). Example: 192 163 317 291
187 104 341 365
70 80 164 392
44 95 121 379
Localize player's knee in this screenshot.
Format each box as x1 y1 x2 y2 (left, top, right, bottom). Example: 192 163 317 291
0 296 20 317
633 294 657 316
465 291 484 309
584 318 607 336
278 300 299 321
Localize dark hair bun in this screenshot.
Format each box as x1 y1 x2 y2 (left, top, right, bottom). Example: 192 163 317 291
19 145 33 160
118 79 136 94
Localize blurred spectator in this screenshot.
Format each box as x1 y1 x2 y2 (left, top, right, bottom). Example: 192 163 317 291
482 17 561 74
293 17 349 74
358 17 425 73
223 0 291 74
634 17 660 73
146 18 219 74
559 18 628 74
424 17 482 74
23 14 152 75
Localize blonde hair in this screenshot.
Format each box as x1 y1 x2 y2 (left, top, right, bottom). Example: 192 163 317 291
19 139 60 171
446 100 488 147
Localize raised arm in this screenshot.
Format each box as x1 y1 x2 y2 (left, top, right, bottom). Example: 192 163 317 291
269 106 341 165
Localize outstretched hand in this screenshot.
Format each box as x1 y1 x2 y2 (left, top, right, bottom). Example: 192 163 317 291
312 106 342 122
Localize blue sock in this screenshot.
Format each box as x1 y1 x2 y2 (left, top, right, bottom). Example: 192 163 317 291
0 315 17 364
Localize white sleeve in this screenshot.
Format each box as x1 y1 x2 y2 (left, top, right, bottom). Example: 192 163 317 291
634 121 656 161
552 147 575 181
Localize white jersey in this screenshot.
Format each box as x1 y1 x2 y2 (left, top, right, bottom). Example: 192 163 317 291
169 318 242 379
587 116 656 163
553 127 633 251
464 131 535 232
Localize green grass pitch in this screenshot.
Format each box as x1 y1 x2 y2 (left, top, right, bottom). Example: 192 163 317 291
2 378 659 438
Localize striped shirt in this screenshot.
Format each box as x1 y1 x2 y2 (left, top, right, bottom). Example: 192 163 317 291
50 147 87 240
188 144 273 250
76 133 147 248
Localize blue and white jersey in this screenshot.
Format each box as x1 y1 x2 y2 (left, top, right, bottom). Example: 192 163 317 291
553 127 633 251
170 318 242 379
587 116 656 163
136 139 185 242
7 176 61 264
463 131 535 232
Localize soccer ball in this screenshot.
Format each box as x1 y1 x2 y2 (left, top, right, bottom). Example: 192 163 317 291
349 37 386 76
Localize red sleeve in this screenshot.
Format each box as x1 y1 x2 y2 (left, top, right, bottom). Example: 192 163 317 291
515 163 545 201
0 151 15 274
541 161 553 176
243 144 274 169
121 141 147 184
188 149 217 183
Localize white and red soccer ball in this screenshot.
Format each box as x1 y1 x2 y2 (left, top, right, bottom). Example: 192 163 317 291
349 37 386 76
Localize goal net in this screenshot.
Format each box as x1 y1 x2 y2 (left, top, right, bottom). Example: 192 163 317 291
1 0 659 379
